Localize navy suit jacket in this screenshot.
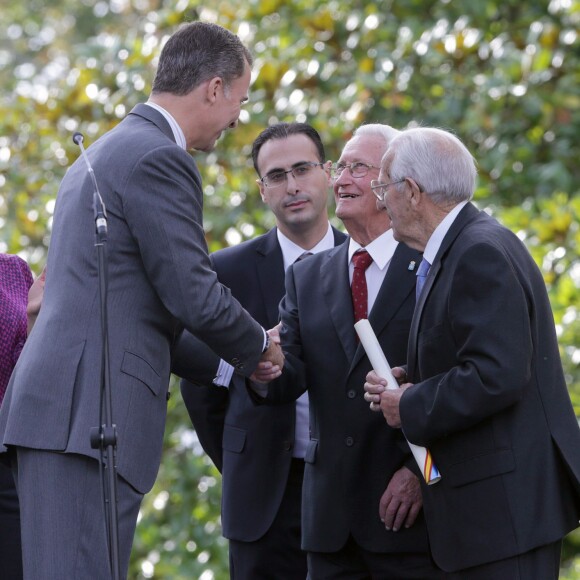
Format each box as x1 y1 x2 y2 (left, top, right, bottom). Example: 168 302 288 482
175 226 347 541
0 104 265 494
400 202 580 571
263 239 431 553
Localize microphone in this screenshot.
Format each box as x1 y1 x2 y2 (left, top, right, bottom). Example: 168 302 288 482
72 131 84 146
72 131 108 240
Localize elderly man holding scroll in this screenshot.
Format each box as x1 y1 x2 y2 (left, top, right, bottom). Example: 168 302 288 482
365 127 580 579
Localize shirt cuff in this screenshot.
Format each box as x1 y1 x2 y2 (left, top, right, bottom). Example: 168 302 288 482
212 360 234 387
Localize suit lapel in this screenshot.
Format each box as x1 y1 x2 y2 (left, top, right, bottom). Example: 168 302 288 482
407 203 481 377
349 243 418 373
322 242 358 361
255 229 286 328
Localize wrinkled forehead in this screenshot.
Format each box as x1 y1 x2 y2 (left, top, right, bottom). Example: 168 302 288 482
339 134 386 165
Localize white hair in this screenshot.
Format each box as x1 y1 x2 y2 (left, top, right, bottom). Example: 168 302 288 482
352 123 401 151
387 127 477 205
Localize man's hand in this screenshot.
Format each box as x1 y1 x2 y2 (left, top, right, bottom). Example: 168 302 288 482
364 369 411 428
27 266 46 335
379 466 422 532
268 322 282 345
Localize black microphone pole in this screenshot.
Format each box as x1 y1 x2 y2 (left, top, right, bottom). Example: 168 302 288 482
73 131 121 580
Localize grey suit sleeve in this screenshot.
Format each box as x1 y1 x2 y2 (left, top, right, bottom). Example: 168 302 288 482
171 330 221 385
123 145 264 376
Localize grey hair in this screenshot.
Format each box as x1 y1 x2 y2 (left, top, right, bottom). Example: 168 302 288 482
388 127 477 205
352 123 401 152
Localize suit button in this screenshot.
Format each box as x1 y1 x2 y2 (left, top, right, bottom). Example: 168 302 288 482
345 436 354 447
283 441 293 452
347 389 356 399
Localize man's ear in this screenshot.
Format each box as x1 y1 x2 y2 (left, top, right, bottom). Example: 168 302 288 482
205 76 223 103
257 179 267 202
323 160 333 182
406 177 423 206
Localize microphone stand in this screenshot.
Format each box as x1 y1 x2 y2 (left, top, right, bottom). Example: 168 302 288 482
73 132 121 580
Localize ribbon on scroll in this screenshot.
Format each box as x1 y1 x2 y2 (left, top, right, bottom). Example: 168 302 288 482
355 319 441 485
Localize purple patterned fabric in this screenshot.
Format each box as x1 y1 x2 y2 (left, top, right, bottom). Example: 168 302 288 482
0 254 33 403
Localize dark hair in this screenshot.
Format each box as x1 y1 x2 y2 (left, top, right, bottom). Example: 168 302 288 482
152 21 252 96
251 123 325 176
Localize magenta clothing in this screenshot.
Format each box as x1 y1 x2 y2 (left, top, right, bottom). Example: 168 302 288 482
0 254 33 403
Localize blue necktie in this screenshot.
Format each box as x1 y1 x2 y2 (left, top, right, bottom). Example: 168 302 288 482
416 258 431 300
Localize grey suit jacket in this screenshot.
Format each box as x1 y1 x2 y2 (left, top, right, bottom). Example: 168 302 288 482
0 104 264 494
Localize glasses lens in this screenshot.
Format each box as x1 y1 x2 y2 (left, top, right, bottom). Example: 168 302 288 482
351 163 368 177
293 163 315 178
264 171 286 186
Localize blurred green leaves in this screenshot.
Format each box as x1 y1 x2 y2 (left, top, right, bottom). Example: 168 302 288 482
1 0 579 577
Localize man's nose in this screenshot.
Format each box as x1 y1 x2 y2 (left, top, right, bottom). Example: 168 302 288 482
286 171 300 194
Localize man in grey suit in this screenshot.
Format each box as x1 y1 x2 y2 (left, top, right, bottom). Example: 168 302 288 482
251 125 442 579
0 22 283 579
175 122 347 579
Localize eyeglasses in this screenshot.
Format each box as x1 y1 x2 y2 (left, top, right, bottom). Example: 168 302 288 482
370 179 406 201
333 162 378 179
260 162 324 188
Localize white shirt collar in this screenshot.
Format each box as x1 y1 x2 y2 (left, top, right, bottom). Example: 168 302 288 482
277 223 335 271
348 229 398 271
423 200 469 265
144 101 187 150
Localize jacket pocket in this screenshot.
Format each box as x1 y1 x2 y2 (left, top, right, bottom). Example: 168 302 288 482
121 351 161 396
446 448 515 487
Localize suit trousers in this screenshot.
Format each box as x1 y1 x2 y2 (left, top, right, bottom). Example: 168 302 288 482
0 459 22 579
444 540 562 580
229 458 307 580
11 447 143 580
307 534 443 580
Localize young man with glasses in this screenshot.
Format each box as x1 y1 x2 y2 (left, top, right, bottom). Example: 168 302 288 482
250 124 442 579
175 122 346 579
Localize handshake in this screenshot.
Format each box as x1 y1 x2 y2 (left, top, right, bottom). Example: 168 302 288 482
254 324 284 384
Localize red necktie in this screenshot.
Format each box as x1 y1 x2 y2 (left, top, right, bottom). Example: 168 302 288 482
351 250 373 322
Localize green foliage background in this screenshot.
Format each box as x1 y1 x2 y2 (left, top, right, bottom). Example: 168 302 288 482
1 0 578 578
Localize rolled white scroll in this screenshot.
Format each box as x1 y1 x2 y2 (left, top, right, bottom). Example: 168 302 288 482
355 319 441 485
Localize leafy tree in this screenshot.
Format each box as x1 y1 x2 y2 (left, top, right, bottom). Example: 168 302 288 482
1 0 578 577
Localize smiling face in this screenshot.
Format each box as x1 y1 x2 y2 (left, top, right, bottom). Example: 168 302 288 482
256 133 331 238
333 133 391 245
188 61 252 152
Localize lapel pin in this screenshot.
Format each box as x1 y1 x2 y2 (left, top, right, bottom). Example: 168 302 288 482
408 260 416 271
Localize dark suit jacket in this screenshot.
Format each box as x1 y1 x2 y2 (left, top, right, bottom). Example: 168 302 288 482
400 202 580 572
264 240 430 553
175 226 347 541
0 104 265 494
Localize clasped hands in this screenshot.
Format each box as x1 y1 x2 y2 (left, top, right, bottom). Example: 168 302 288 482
363 367 412 429
253 323 284 383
